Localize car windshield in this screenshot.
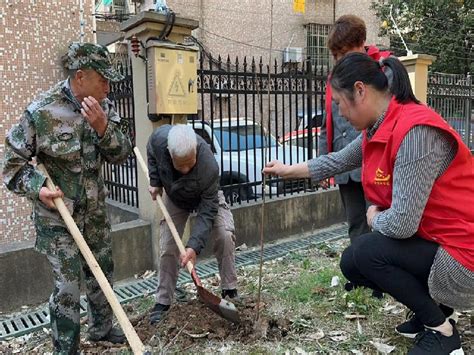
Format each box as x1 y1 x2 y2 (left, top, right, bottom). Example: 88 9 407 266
213 125 278 152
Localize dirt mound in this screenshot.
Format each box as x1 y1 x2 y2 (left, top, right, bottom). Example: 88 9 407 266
79 296 289 352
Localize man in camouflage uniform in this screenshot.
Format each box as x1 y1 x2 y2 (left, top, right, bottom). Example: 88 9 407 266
3 42 132 353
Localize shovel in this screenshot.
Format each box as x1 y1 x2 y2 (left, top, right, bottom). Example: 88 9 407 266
37 164 147 355
133 147 240 323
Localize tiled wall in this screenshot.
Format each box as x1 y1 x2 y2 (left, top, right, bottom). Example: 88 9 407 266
0 0 94 247
140 0 388 62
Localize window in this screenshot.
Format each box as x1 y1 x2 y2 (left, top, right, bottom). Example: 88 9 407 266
214 126 278 152
306 23 331 69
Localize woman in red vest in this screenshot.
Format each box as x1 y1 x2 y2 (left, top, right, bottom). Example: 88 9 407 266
263 53 472 355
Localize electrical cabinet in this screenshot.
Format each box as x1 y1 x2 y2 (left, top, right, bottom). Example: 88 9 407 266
147 42 198 116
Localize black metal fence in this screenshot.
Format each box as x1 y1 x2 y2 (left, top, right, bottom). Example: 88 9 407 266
191 54 330 205
103 53 474 209
104 55 139 207
427 72 473 150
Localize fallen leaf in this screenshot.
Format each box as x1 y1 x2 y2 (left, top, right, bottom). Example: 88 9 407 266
184 331 210 339
306 330 325 340
382 304 397 312
236 243 248 251
390 308 405 315
350 350 363 355
294 347 307 354
311 286 328 295
357 320 363 335
331 276 340 287
370 340 395 354
328 330 349 342
142 270 156 279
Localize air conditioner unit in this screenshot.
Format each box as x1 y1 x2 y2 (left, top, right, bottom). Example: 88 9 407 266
283 47 303 63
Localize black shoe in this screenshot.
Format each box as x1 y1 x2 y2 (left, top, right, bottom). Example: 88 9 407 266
150 303 170 325
397 310 458 339
408 320 464 355
221 289 239 300
396 311 425 339
88 326 126 344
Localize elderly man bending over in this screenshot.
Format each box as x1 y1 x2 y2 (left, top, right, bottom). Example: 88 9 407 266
146 124 238 324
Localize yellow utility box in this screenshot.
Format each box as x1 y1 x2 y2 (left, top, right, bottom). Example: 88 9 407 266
147 42 199 116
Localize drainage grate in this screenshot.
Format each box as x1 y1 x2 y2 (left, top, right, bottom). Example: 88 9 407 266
0 224 346 340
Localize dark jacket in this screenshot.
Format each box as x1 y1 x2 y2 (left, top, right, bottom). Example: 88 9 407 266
319 101 362 184
147 125 219 254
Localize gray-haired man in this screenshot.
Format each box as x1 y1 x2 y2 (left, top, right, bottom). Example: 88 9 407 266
147 124 238 324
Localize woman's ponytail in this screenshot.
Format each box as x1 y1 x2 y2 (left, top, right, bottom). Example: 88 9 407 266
380 56 420 104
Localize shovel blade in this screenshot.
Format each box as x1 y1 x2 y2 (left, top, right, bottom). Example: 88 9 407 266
196 285 240 323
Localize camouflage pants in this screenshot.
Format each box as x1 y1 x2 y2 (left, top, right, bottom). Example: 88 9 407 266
156 191 238 305
36 219 113 354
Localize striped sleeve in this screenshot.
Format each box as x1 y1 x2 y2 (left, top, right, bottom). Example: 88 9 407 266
307 133 363 182
371 125 457 238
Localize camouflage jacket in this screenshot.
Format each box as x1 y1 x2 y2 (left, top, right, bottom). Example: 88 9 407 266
3 79 132 228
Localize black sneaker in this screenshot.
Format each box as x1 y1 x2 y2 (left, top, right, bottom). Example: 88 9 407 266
221 289 239 300
396 311 425 338
88 326 126 344
408 320 464 355
149 303 170 325
397 310 458 339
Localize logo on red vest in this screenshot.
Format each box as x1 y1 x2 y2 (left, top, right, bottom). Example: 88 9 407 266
374 168 391 185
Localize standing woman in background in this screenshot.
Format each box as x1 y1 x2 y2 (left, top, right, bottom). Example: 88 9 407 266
320 14 391 243
264 53 473 355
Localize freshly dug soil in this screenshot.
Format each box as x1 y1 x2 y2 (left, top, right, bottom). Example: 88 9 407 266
80 295 289 352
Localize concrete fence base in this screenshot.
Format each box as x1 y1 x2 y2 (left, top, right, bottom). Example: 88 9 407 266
0 188 344 312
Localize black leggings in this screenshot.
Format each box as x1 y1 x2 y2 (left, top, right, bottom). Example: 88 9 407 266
340 231 449 327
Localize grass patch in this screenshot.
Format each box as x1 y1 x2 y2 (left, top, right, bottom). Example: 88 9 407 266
279 267 336 304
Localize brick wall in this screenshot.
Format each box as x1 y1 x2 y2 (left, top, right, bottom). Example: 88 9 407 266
0 0 94 247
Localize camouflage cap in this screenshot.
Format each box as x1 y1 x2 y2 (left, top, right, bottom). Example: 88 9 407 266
63 42 124 82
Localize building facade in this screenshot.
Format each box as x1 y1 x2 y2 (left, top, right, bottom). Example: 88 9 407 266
0 0 95 247
137 0 389 66
1 0 387 247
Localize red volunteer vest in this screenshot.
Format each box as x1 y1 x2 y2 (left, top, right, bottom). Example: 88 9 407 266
362 98 474 271
325 46 392 152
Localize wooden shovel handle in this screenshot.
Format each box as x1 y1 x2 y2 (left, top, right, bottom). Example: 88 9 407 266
133 147 194 275
37 164 145 355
